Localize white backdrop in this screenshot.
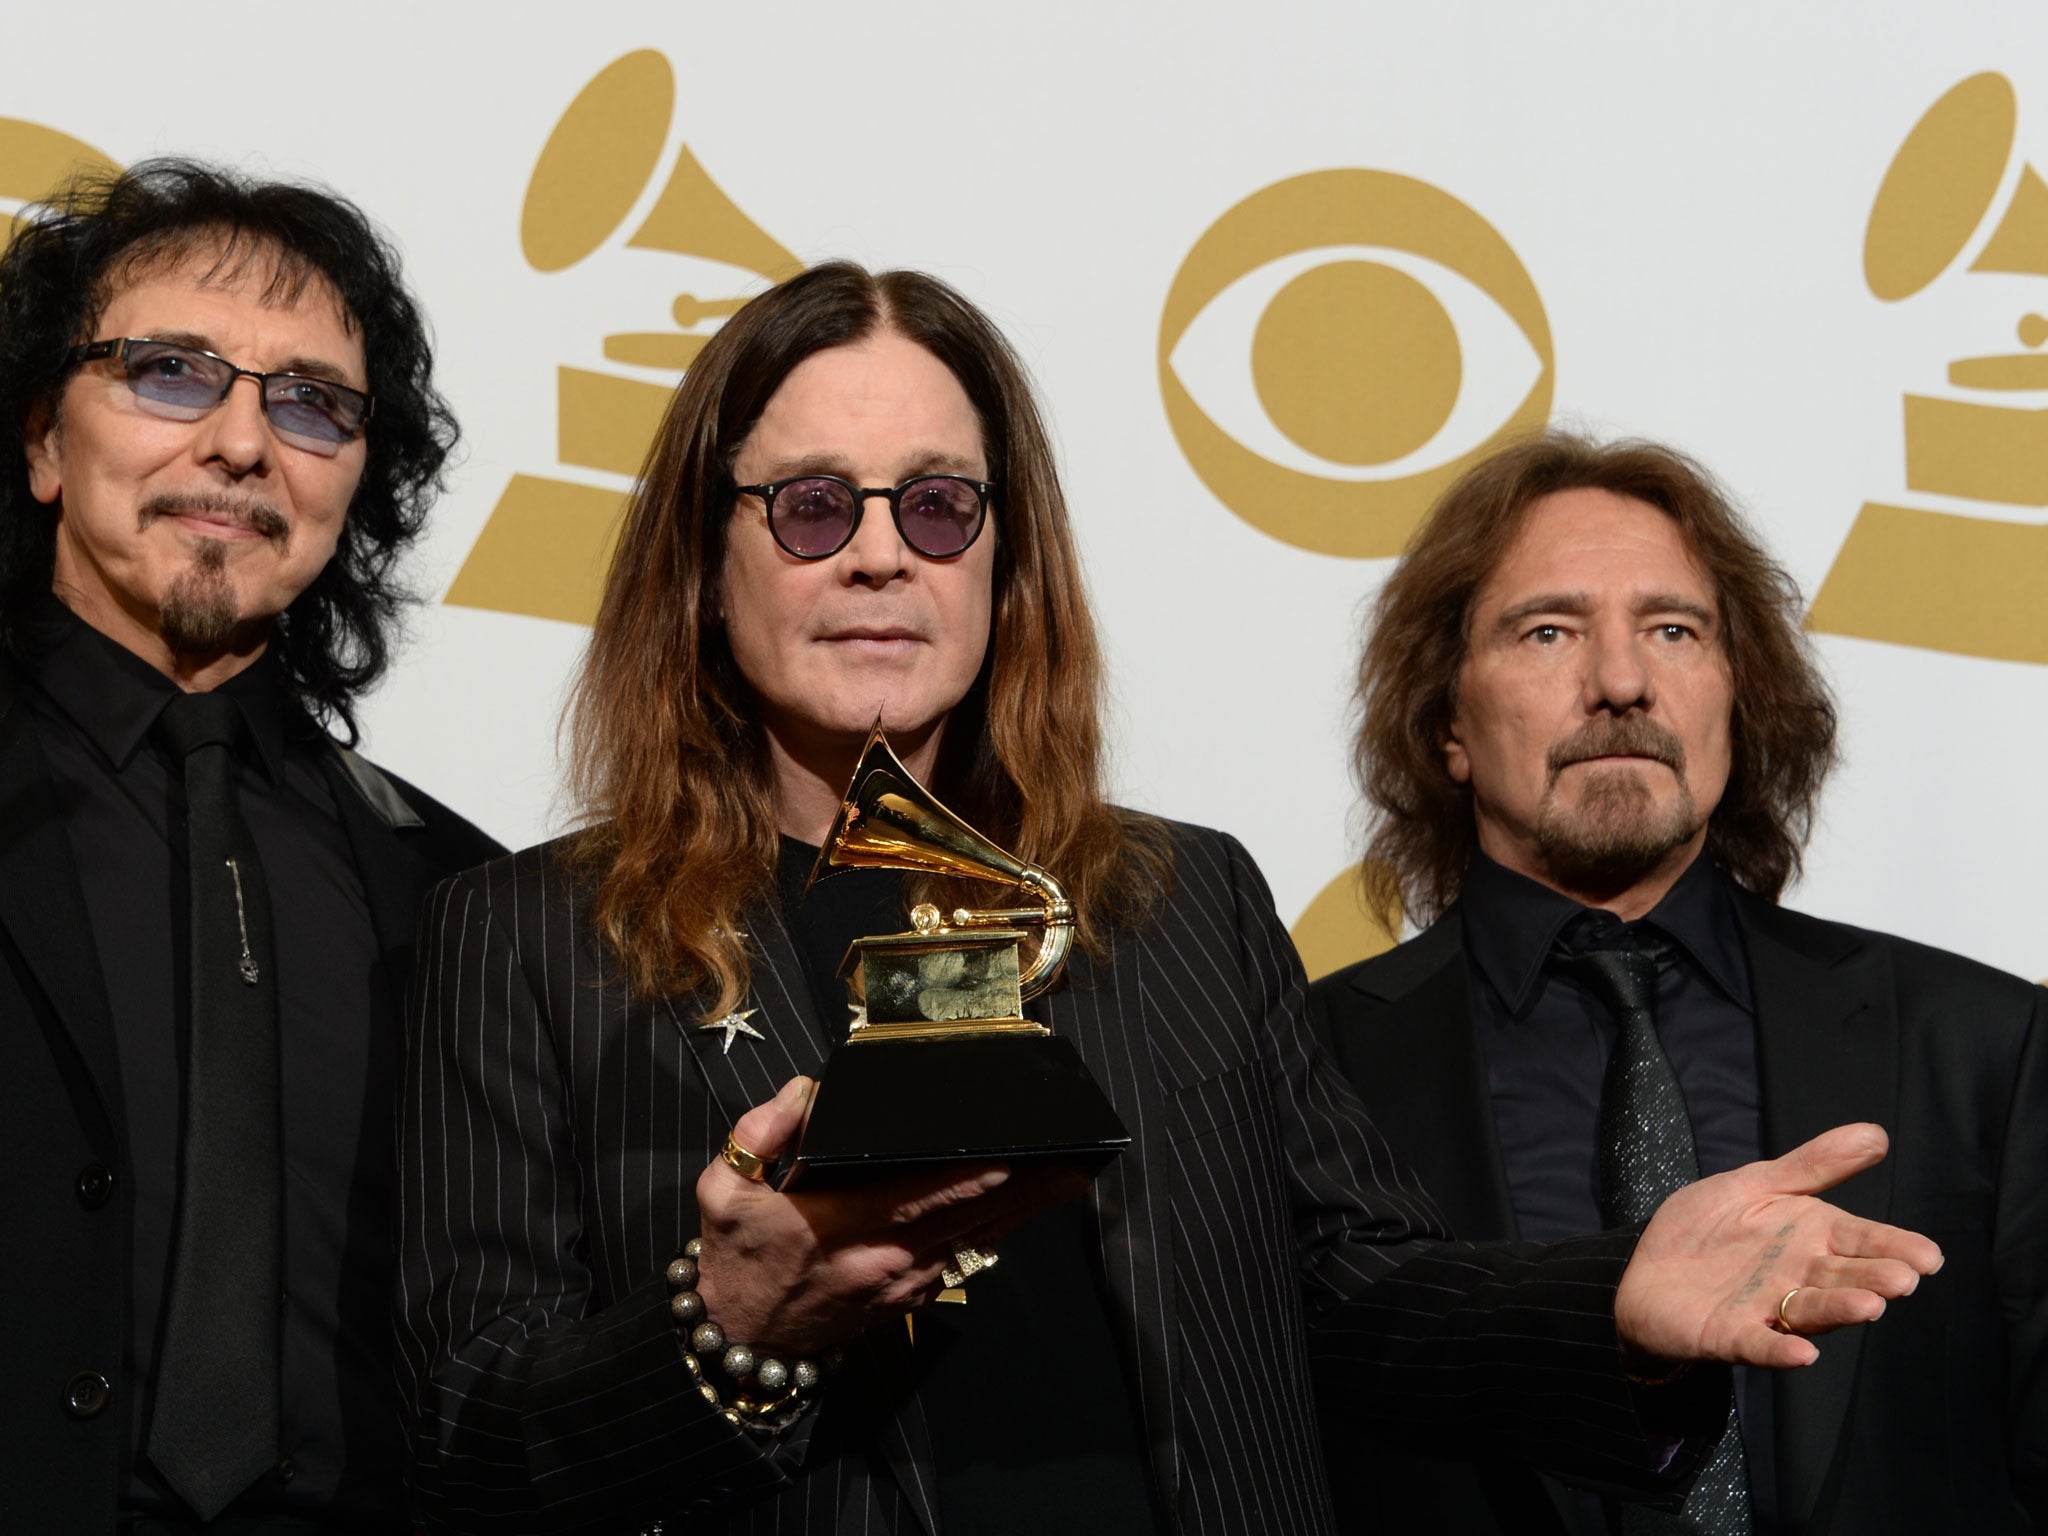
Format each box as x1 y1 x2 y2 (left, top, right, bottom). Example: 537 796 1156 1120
5 3 2045 983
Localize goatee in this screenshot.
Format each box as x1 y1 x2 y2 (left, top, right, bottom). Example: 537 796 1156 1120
159 539 240 656
1534 714 1702 888
140 492 289 659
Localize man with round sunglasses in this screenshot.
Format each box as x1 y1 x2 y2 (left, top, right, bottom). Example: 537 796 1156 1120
0 160 498 1534
397 261 1940 1536
737 471 995 559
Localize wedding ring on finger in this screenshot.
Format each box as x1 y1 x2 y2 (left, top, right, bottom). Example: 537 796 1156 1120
1774 1285 1804 1333
720 1132 770 1183
941 1244 999 1290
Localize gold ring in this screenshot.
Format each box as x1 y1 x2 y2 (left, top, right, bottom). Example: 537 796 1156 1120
720 1133 769 1183
940 1244 999 1289
1776 1286 1803 1333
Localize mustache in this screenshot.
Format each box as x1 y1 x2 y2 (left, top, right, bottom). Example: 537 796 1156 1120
1546 715 1687 781
139 493 289 542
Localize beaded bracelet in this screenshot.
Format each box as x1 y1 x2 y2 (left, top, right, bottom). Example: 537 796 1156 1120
666 1237 831 1431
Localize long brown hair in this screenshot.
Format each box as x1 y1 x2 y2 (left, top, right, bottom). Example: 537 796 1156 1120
566 262 1167 1010
1356 430 1838 929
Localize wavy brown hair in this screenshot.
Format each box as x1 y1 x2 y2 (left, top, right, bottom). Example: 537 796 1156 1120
566 262 1168 1011
1356 429 1838 929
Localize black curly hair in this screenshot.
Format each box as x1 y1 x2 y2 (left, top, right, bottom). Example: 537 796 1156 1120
0 158 458 739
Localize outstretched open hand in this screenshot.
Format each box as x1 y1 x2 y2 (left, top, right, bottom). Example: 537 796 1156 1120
1615 1123 1943 1370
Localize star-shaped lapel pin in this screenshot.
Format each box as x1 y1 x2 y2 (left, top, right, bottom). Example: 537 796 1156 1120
698 1007 764 1054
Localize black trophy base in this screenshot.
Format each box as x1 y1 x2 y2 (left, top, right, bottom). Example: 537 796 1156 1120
779 1031 1130 1191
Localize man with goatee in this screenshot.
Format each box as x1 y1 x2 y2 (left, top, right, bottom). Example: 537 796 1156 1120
1313 431 2045 1536
0 160 498 1534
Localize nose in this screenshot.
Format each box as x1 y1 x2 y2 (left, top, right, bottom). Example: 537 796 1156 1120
840 490 911 586
1582 618 1653 714
194 374 275 477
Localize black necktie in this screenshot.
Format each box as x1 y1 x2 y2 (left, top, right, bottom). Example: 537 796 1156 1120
1552 923 1753 1536
147 691 282 1520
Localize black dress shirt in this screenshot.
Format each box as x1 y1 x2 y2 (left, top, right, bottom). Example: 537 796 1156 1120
1462 848 1777 1531
775 839 1162 1536
19 603 407 1528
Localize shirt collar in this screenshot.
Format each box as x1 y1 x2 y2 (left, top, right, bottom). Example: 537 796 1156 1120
20 595 290 783
1460 846 1752 1018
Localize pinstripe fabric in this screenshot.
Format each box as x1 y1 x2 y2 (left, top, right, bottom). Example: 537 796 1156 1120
397 823 1683 1535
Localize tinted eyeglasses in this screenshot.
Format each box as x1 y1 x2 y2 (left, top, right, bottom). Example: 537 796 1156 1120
68 338 374 457
735 474 995 560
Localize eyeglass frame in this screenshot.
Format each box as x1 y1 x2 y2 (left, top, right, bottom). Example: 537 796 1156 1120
732 473 998 560
66 337 376 444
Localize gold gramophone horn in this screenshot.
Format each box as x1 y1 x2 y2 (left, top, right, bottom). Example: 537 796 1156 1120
811 724 1075 999
519 49 801 281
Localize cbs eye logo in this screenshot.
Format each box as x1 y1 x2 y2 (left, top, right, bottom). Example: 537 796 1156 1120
1159 169 1553 559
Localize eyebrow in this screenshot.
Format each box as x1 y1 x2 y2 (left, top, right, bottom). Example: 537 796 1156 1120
144 330 360 388
1489 591 1719 636
750 449 986 484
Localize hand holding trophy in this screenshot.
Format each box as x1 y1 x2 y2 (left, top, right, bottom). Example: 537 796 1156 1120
691 723 1123 1340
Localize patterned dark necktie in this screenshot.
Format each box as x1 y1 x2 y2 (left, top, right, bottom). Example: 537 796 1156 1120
146 691 282 1520
1552 925 1754 1536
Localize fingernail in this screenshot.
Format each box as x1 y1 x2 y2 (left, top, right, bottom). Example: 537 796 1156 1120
976 1167 1010 1192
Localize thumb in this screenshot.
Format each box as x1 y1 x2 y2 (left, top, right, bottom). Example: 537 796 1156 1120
1764 1122 1889 1196
727 1075 816 1166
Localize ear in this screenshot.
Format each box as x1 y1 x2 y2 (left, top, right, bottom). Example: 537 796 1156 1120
1440 718 1472 786
23 404 62 507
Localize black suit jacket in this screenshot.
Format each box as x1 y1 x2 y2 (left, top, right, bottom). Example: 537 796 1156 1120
1309 892 2048 1536
0 666 502 1534
396 824 1728 1536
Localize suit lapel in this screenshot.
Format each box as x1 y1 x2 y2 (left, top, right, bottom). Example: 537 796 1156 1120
320 748 433 1017
1042 929 1183 1515
1349 916 1582 1532
0 681 123 1138
668 910 945 1536
667 905 832 1128
1737 892 1899 1531
1347 914 1520 1242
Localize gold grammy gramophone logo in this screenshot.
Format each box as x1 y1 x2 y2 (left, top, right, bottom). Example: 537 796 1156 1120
1809 71 2048 666
0 116 118 254
1159 169 1553 561
444 49 801 627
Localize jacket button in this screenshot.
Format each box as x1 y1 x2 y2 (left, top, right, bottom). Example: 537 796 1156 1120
76 1163 114 1209
63 1372 110 1418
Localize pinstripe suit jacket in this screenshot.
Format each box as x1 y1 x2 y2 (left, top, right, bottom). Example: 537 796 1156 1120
397 823 1714 1535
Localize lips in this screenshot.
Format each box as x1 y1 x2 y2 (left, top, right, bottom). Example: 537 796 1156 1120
169 509 266 539
820 626 923 644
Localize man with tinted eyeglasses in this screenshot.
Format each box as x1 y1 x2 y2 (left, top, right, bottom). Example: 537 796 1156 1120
0 160 499 1534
